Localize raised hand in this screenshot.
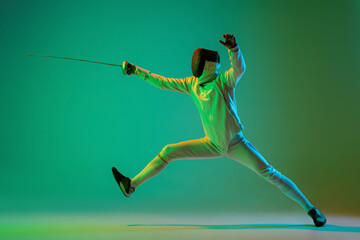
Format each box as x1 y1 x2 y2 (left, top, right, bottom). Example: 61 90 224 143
219 34 237 48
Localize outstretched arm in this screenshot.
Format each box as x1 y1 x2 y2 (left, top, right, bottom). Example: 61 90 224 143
122 61 191 95
219 34 246 88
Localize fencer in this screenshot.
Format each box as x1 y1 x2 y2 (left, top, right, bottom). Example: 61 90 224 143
112 34 327 227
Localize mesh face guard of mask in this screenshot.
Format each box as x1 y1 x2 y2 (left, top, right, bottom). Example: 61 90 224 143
191 48 220 78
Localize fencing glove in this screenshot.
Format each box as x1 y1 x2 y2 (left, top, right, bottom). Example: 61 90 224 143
122 61 137 75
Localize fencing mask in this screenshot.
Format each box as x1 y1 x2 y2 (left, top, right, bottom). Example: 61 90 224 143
191 48 220 78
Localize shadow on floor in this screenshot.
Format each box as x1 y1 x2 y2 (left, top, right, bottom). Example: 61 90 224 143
128 223 360 233
1 223 359 238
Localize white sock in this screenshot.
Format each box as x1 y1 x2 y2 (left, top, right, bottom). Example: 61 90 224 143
131 155 168 189
276 175 314 212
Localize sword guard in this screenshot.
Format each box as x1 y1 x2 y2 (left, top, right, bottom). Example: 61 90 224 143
122 61 137 75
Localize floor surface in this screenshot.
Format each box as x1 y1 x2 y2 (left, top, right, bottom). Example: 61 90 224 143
1 212 359 240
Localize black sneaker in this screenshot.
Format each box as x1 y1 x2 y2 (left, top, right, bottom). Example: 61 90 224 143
307 207 327 227
112 167 135 197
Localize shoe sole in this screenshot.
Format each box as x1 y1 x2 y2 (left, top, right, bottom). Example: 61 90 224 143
315 217 326 227
308 207 327 227
112 167 131 197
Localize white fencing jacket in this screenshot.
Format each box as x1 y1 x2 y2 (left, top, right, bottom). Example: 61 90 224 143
135 44 246 153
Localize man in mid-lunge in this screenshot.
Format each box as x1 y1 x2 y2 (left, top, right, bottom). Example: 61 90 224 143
112 34 327 227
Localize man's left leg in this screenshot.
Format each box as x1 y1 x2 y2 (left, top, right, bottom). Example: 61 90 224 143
226 134 326 226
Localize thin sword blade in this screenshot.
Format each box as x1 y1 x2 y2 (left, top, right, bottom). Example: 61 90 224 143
27 54 123 67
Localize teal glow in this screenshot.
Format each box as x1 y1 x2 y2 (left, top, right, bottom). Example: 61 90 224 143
0 0 359 216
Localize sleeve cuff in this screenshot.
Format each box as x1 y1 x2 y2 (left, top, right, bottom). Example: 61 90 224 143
136 66 151 80
229 44 239 52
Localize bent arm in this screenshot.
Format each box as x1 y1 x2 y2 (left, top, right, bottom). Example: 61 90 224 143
136 67 192 95
223 44 246 88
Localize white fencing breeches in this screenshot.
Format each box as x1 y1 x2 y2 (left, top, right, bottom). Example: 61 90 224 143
157 131 313 211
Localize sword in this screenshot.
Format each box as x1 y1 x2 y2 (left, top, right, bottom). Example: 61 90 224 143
27 54 123 67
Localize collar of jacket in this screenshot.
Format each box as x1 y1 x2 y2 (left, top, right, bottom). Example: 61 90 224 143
197 60 220 85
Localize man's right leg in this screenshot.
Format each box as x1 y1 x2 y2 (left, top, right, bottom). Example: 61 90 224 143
130 137 222 190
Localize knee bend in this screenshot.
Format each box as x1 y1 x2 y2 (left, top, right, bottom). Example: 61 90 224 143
258 165 282 184
161 144 175 156
159 144 176 163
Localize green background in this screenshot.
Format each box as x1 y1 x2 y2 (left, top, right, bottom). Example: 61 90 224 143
1 0 359 216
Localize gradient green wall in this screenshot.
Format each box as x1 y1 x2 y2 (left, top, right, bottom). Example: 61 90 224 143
1 0 359 215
